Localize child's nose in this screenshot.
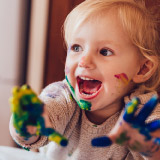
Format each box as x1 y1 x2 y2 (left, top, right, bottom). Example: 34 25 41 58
78 55 95 69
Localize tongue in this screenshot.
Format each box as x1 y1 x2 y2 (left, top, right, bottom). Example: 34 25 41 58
80 80 101 94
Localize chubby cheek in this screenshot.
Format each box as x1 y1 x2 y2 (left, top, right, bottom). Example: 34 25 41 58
114 73 130 86
65 56 73 75
65 59 77 90
65 65 70 75
110 73 132 94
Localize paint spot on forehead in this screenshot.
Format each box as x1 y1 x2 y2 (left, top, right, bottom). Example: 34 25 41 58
114 73 130 85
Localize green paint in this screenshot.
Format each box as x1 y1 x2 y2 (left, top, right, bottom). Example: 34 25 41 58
65 76 92 111
93 124 97 127
115 131 130 145
129 140 142 151
65 76 75 95
78 100 91 110
10 85 68 147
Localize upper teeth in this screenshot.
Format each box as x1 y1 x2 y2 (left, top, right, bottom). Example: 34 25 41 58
80 77 94 80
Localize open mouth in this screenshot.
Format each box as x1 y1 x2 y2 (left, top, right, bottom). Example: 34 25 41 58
77 76 102 99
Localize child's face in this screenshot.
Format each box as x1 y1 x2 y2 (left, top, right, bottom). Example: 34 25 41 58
65 11 143 115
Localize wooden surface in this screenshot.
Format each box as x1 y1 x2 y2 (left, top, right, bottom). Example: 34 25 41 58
43 0 84 86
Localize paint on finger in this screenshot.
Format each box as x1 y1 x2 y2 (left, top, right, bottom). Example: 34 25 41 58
115 131 130 145
123 97 139 123
91 136 112 147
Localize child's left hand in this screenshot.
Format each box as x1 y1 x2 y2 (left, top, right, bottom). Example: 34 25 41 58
92 96 160 159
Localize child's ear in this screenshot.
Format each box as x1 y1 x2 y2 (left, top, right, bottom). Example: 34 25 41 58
133 56 158 83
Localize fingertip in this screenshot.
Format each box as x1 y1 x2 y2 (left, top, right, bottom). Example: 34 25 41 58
123 97 140 122
126 97 140 112
147 120 160 132
150 95 158 105
60 139 68 147
135 95 158 124
91 136 112 147
154 138 160 145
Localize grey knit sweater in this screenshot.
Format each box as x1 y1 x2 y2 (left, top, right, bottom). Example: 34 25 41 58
12 80 160 160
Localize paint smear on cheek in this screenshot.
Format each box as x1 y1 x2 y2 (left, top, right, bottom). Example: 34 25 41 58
114 73 130 85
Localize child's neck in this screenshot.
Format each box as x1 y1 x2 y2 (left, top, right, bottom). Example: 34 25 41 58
85 111 108 125
85 104 123 125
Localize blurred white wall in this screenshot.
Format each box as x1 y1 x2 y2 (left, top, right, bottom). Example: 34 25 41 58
0 0 29 146
27 0 49 93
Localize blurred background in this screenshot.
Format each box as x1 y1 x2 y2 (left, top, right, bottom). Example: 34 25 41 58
0 0 158 147
0 0 83 147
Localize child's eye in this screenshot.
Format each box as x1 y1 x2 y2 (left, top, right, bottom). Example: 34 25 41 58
71 44 83 52
100 48 113 56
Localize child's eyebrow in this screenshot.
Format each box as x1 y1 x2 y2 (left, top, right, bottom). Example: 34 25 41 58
71 38 113 44
70 38 84 44
97 40 119 47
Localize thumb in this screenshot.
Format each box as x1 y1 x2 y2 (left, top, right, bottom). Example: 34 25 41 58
91 136 113 147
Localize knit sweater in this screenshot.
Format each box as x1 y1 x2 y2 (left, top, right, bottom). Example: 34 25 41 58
12 80 160 160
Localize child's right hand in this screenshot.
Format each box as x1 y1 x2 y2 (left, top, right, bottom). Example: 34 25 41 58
9 85 68 147
92 96 160 159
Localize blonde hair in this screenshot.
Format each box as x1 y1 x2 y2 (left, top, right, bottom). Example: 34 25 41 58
63 0 160 92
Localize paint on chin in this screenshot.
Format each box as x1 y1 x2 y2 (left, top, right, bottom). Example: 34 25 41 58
65 75 92 110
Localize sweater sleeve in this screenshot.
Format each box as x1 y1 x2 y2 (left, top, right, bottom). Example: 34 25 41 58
10 80 77 150
39 81 77 135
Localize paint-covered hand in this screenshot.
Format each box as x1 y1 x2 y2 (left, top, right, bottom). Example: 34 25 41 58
92 96 160 159
9 85 68 148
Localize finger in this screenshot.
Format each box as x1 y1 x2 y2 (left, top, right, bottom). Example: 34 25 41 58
135 95 158 125
123 97 139 123
91 136 112 147
146 120 160 132
37 117 68 147
49 131 68 147
154 138 160 145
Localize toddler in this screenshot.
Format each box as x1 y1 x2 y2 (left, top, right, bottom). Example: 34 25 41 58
10 0 160 159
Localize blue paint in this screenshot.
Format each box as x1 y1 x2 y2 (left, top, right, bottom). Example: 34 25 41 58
129 95 158 140
91 95 159 149
135 95 158 125
146 120 160 132
123 97 139 123
10 84 68 147
154 138 160 145
91 136 112 147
